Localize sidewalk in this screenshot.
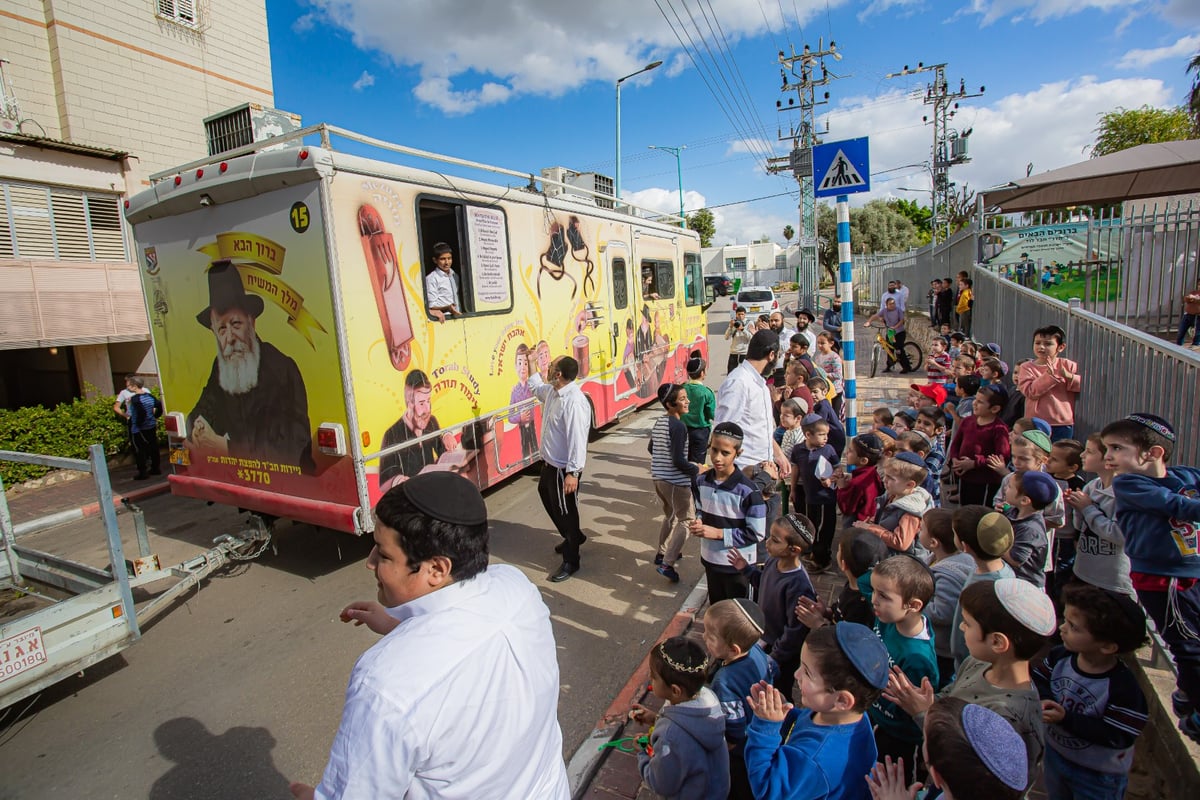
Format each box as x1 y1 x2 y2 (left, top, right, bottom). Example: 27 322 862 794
2 451 171 535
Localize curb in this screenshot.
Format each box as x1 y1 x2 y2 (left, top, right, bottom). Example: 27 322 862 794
566 576 709 799
13 479 171 537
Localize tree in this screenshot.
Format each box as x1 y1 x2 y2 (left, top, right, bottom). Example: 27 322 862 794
1188 52 1200 134
886 198 932 244
940 184 978 237
1089 105 1194 158
814 200 923 287
686 208 715 247
782 224 795 245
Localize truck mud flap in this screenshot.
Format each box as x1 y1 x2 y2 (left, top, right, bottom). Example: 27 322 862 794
168 475 360 533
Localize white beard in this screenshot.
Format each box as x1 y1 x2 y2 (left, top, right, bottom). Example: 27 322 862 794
217 335 261 395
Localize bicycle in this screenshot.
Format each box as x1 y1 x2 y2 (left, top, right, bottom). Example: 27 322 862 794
868 322 924 379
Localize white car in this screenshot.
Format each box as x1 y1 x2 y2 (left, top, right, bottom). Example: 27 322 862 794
731 286 778 315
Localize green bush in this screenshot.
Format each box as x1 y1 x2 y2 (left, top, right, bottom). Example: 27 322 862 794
0 392 134 485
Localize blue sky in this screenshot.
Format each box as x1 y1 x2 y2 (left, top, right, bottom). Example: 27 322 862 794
265 0 1200 245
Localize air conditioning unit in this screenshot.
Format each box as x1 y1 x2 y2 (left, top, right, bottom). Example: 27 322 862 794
541 166 574 198
203 103 302 156
541 167 614 209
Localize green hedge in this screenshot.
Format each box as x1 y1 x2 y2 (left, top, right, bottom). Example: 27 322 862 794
0 388 164 485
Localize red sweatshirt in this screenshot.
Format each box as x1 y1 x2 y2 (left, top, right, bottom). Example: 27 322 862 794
948 415 1011 486
837 464 881 522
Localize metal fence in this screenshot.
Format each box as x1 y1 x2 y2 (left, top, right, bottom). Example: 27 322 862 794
972 268 1200 464
980 202 1200 338
858 229 978 310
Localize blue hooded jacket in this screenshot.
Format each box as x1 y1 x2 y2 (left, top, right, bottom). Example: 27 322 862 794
1112 467 1200 578
637 687 730 800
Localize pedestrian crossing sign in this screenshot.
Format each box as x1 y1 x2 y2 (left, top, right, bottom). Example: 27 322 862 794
812 137 870 198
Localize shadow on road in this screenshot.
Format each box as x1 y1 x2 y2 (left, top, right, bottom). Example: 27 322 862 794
149 717 292 800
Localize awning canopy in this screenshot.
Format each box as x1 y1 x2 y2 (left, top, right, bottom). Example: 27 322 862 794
980 139 1200 213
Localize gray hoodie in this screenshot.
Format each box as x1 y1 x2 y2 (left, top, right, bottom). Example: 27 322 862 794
636 687 730 800
928 552 975 659
1071 477 1134 597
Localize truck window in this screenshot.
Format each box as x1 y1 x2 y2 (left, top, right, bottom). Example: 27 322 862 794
683 252 703 307
417 197 513 320
612 257 628 309
641 258 674 299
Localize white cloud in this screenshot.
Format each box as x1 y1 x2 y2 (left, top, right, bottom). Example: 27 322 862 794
1117 33 1200 69
292 13 317 33
624 186 795 247
727 138 773 156
352 70 375 91
858 0 924 21
814 76 1172 209
301 0 831 113
964 0 1140 25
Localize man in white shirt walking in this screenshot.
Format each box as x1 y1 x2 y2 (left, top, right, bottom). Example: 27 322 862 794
290 472 570 800
530 355 591 582
425 242 461 322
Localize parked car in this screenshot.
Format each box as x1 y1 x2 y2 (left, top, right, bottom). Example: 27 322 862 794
731 286 778 315
704 275 732 296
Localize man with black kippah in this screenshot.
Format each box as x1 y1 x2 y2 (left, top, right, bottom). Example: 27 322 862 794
290 472 569 800
530 354 592 582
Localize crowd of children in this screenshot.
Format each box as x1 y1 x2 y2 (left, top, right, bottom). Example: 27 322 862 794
628 305 1199 800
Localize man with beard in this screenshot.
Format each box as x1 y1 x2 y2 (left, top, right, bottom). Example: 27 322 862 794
379 369 459 490
187 261 315 472
768 311 795 385
793 307 818 353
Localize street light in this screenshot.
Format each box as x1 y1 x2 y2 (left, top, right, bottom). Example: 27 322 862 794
615 60 663 203
648 144 686 227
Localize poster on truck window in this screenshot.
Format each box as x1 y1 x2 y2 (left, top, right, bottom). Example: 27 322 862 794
132 183 356 508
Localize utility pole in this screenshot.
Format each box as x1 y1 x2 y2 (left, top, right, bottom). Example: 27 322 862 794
886 62 983 244
767 39 842 309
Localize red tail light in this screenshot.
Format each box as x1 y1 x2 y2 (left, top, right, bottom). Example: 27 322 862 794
772 300 779 309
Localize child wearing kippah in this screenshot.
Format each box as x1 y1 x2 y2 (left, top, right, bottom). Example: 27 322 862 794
744 623 886 800
920 508 975 687
1032 583 1149 800
948 506 1015 670
728 514 818 700
1001 470 1056 588
866 697 1028 800
691 422 767 604
649 383 701 584
795 531 890 633
886 578 1056 794
833 433 884 526
1100 413 1200 742
703 599 778 800
629 636 729 800
681 356 716 463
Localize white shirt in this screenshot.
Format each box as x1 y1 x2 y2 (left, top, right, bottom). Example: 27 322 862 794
426 268 459 310
314 565 570 800
775 326 795 369
794 326 817 354
881 288 906 312
529 373 590 472
715 360 774 468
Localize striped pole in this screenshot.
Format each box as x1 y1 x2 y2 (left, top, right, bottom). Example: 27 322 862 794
837 195 857 437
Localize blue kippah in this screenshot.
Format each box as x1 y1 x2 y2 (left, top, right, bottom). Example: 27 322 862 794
1031 417 1052 436
834 622 890 689
961 703 1027 791
892 451 926 469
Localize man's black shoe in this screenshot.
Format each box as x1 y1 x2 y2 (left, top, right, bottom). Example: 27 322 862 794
549 563 579 583
554 533 587 554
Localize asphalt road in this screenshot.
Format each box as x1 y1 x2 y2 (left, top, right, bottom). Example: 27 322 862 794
0 308 738 800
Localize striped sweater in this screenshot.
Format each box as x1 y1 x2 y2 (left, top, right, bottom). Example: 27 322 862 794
692 469 766 570
648 416 699 486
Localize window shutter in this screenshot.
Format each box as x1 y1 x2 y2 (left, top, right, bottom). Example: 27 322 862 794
157 0 175 17
8 185 55 259
87 195 127 261
0 188 14 259
176 0 197 24
51 191 91 261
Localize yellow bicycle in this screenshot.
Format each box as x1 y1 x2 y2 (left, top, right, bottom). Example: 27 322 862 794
868 321 923 378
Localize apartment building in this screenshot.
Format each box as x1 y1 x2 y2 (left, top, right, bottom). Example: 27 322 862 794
0 0 273 409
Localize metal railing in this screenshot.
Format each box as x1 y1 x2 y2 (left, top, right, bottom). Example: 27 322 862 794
980 202 1200 338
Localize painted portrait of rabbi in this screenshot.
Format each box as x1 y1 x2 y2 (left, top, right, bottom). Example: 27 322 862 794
187 260 316 473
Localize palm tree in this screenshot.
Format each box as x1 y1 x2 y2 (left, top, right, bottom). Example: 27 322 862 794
782 224 794 245
1189 52 1200 134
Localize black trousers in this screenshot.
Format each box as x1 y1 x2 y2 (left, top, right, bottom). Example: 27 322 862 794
538 463 585 568
806 500 838 565
131 429 160 476
703 563 749 604
886 329 914 372
726 353 745 373
958 480 999 508
686 426 711 464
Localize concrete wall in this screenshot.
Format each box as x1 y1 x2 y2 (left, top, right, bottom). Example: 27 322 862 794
2 0 274 179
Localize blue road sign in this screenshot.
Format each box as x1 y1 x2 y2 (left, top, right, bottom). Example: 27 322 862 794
812 137 870 198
